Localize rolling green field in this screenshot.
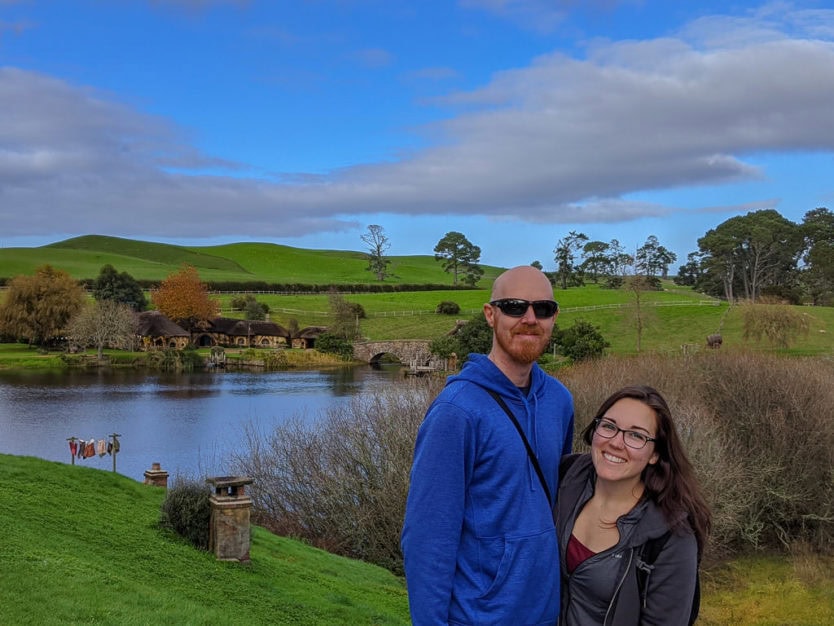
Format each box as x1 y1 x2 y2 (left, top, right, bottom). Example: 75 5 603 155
0 234 505 284
2 234 833 357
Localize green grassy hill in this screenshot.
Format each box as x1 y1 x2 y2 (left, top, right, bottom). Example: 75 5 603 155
0 454 409 625
2 235 833 356
0 235 504 285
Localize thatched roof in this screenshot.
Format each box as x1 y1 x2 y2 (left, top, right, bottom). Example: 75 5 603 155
207 317 289 338
296 325 328 339
135 311 189 337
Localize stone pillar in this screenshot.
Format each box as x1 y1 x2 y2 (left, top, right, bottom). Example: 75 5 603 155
206 476 254 563
143 462 169 488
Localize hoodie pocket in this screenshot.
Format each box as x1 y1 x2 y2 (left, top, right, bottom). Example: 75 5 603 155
478 527 557 603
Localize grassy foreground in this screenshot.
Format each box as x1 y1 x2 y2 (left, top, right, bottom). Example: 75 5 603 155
2 454 833 625
0 454 409 625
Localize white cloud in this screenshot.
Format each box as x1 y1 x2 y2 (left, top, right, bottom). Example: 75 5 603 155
2 6 834 242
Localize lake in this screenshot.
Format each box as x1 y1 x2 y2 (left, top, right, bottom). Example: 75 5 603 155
0 365 404 482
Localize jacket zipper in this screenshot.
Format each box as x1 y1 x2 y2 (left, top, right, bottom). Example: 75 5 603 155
603 548 634 626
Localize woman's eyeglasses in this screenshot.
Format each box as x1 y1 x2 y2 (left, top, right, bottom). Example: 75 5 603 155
593 417 656 450
489 299 559 319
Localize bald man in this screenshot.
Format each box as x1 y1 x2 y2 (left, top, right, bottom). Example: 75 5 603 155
402 266 575 625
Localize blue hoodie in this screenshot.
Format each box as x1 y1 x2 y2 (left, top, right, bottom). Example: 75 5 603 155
401 354 574 625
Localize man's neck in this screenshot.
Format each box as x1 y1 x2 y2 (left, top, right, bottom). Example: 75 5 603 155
487 351 534 388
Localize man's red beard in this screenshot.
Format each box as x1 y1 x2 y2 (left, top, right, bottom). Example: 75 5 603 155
497 324 549 364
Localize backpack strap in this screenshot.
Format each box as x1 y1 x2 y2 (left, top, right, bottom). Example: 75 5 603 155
485 388 553 505
636 530 700 625
635 531 670 609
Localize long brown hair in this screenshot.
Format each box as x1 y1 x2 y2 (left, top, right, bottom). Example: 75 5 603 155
581 385 711 558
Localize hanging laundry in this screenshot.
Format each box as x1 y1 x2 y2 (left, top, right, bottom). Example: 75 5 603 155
112 438 120 453
97 439 106 457
69 440 78 456
84 439 95 459
107 441 113 455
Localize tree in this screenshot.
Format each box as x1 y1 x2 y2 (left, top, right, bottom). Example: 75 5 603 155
696 210 802 302
606 239 634 279
244 299 269 320
0 265 85 347
150 264 219 331
674 252 703 287
636 235 677 279
434 231 483 287
553 231 588 289
68 300 138 361
361 224 392 281
92 264 147 311
800 207 834 305
623 275 657 353
327 291 362 340
231 294 270 320
580 241 611 283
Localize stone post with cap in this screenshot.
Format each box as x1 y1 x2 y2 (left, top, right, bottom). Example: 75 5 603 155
205 475 254 563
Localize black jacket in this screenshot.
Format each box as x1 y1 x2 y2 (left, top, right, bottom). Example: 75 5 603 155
555 454 698 625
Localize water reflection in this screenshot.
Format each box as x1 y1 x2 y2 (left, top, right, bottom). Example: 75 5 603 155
0 365 403 482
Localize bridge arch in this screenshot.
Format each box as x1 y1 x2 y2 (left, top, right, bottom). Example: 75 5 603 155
353 340 433 365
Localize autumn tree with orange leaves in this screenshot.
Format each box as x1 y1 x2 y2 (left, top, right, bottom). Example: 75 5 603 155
151 264 219 331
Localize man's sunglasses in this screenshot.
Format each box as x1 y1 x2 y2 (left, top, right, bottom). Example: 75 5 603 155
489 298 559 319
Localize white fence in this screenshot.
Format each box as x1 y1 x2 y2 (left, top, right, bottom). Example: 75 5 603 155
242 299 722 319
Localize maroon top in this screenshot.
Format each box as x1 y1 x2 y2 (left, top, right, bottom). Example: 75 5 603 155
566 533 597 573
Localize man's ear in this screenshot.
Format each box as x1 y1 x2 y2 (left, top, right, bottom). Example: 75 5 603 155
483 303 496 328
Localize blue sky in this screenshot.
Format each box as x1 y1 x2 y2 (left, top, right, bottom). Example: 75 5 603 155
2 0 834 271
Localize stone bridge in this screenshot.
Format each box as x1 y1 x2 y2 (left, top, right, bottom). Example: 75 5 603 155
353 340 433 365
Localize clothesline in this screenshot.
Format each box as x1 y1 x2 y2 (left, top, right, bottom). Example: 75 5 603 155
67 433 121 472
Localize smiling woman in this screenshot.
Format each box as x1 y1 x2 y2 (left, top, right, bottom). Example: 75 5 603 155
555 385 711 626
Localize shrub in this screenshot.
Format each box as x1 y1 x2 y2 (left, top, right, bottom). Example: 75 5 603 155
429 335 459 359
760 284 804 305
144 347 202 372
740 302 811 348
455 312 492 357
435 301 460 315
231 379 443 574
551 319 609 362
239 348 287 369
244 299 268 320
315 333 354 360
349 302 367 319
232 350 834 573
604 275 624 289
159 477 212 550
559 352 834 559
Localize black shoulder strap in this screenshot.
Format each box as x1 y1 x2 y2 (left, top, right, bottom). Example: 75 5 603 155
485 388 552 505
636 531 700 625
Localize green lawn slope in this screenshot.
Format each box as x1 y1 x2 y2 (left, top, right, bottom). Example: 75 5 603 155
0 454 409 625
